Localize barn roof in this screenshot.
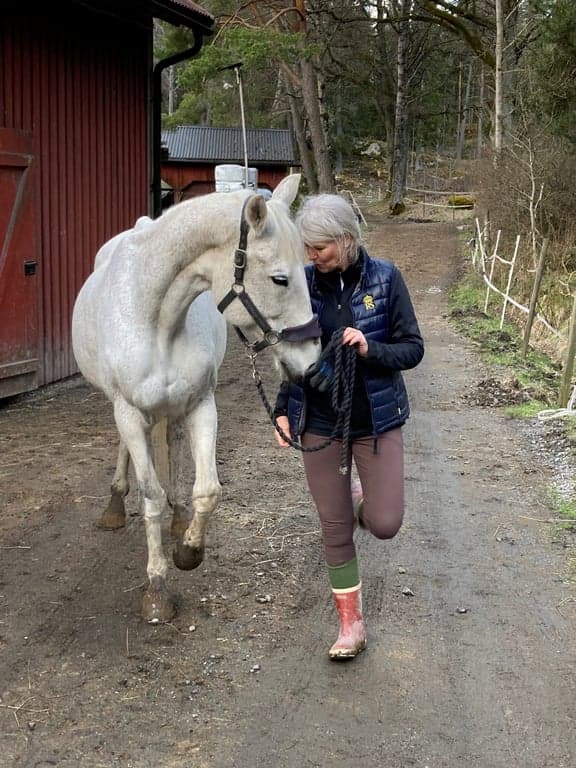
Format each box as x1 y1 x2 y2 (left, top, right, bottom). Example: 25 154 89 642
162 125 298 166
151 0 214 31
77 1 215 34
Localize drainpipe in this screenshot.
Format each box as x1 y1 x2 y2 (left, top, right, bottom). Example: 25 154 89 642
152 33 204 218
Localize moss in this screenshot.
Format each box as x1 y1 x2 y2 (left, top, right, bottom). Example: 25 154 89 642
448 194 475 208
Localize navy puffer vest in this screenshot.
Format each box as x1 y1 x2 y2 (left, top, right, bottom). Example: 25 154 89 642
287 249 411 438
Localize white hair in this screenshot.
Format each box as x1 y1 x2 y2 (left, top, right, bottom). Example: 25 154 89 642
295 194 362 263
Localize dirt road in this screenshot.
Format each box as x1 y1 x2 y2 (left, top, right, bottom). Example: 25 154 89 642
1 218 575 768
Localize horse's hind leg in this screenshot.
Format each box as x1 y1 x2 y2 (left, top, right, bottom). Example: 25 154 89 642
113 398 175 623
97 440 130 529
173 394 221 571
165 416 191 541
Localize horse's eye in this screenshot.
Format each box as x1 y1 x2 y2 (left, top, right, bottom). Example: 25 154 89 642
271 275 289 287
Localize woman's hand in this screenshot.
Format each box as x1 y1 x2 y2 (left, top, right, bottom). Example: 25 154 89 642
342 327 368 356
274 416 291 447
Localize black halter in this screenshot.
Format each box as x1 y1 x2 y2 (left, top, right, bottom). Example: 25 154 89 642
217 196 321 354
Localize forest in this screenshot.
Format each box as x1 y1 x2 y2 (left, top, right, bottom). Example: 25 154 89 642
156 0 576 358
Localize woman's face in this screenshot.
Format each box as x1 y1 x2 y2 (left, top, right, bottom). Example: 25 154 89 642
305 239 349 272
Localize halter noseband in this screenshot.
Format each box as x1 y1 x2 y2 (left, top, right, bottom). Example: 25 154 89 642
217 195 321 354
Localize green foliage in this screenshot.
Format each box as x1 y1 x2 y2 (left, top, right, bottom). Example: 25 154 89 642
161 26 301 128
527 0 576 144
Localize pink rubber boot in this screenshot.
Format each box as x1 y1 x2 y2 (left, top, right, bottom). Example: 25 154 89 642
329 585 367 660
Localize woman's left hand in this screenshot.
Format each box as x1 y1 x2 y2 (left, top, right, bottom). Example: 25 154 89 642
342 327 368 356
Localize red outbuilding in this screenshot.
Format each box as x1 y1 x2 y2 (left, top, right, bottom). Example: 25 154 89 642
161 125 300 201
0 1 214 399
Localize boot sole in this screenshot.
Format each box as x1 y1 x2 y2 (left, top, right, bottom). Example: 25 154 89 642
328 640 367 660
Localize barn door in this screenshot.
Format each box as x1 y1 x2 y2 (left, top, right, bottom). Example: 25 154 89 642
0 128 40 399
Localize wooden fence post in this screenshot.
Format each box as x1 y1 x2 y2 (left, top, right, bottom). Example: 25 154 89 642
521 238 548 358
559 293 576 407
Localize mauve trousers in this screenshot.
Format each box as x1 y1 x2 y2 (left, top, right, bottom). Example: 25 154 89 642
301 428 404 567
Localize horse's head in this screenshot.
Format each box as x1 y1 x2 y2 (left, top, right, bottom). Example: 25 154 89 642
215 174 321 382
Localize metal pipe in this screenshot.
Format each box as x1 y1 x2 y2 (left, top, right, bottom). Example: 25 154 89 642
152 34 204 218
234 65 250 189
219 62 249 190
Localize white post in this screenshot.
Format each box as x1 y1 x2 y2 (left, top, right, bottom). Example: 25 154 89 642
484 229 501 314
475 217 485 272
500 234 520 329
234 65 250 190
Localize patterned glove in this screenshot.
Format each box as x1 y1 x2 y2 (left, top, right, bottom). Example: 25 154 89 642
306 338 337 393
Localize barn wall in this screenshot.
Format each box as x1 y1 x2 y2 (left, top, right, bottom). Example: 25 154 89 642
1 6 150 388
161 162 290 201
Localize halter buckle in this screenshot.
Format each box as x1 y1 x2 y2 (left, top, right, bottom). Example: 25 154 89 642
264 330 280 346
234 249 247 268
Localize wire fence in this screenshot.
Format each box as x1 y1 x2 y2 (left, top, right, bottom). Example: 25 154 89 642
470 218 576 412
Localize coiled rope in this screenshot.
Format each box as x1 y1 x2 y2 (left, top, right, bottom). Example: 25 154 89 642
537 384 576 421
250 327 357 474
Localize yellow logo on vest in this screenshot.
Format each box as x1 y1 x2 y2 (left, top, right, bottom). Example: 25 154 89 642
363 294 375 311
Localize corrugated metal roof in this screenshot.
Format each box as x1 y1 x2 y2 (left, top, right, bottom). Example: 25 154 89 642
73 2 214 32
163 0 213 21
151 0 214 30
162 125 298 165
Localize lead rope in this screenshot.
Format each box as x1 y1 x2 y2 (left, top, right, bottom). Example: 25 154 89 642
249 327 357 475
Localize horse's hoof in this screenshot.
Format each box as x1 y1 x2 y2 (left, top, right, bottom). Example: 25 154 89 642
173 542 204 571
141 578 177 623
96 493 126 530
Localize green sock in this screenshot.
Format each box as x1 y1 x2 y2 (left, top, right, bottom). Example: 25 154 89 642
328 557 360 590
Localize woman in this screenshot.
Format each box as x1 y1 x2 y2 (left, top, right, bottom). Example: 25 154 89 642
273 194 424 660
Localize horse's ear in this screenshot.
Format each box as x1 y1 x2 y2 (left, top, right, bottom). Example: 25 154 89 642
245 195 268 234
271 173 301 207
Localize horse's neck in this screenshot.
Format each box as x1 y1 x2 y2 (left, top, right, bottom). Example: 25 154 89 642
128 200 237 337
155 249 217 341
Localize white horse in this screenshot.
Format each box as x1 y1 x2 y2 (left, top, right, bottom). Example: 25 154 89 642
71 174 320 622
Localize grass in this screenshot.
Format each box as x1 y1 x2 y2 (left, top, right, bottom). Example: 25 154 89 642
447 270 561 409
556 496 576 522
505 400 550 419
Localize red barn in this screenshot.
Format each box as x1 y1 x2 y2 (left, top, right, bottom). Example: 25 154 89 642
0 1 214 399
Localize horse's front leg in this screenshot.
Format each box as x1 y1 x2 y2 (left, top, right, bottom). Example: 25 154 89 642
96 439 130 529
113 399 175 623
173 394 221 571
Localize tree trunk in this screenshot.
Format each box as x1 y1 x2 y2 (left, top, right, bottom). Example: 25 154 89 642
456 62 473 160
477 65 485 159
390 8 410 215
374 0 397 149
494 0 504 155
288 91 318 194
300 56 334 193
